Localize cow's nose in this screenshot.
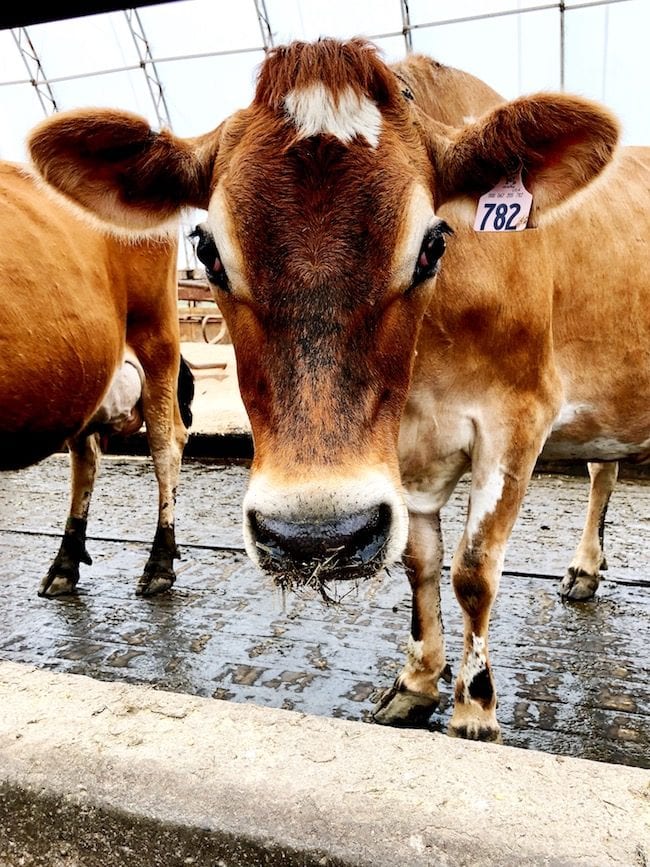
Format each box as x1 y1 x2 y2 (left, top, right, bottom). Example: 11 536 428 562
248 504 392 574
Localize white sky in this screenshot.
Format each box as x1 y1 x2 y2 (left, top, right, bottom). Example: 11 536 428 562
0 0 646 268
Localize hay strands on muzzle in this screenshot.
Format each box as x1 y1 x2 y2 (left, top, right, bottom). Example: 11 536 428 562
257 541 388 605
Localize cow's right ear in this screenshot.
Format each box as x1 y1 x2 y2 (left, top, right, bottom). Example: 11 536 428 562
28 108 221 231
428 93 620 223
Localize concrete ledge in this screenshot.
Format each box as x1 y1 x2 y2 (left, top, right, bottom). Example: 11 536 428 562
1 662 648 867
104 429 254 460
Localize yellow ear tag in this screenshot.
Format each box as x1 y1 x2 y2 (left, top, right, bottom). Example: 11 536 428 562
473 169 532 232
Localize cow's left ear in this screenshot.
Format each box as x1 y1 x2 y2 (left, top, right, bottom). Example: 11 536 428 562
28 108 221 231
431 93 620 221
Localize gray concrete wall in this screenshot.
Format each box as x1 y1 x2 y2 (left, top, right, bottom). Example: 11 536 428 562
0 661 648 866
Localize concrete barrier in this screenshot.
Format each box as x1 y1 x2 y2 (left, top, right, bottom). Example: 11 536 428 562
0 661 648 866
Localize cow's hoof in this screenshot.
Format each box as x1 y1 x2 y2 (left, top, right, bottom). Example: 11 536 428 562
448 701 501 742
372 679 439 727
136 572 176 597
448 720 502 742
38 572 78 598
560 567 599 601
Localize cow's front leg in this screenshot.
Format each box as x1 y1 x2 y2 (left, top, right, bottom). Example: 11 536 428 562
373 454 467 727
135 351 189 597
449 453 538 741
561 460 618 601
39 432 100 598
374 510 451 726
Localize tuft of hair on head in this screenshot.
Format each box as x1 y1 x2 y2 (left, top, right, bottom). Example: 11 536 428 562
254 37 402 116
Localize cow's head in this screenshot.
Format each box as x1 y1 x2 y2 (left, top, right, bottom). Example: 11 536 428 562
28 38 619 594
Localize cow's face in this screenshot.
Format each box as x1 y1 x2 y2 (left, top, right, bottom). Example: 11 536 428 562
28 38 619 593
192 103 451 587
185 42 457 587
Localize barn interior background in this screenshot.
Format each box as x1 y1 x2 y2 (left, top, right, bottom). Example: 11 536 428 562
0 0 647 272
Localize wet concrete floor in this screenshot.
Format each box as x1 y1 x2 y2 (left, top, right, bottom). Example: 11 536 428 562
1 454 648 769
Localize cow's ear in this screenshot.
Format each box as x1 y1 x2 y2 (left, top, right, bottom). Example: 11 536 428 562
28 108 220 230
431 93 620 221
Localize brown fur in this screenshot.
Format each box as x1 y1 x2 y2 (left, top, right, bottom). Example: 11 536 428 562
255 37 402 113
392 54 504 124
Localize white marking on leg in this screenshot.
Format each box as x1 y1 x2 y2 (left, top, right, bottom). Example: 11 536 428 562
466 466 505 542
405 636 425 673
460 633 487 703
284 83 382 148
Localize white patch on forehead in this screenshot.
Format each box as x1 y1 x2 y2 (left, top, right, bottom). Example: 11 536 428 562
466 465 505 542
284 83 382 148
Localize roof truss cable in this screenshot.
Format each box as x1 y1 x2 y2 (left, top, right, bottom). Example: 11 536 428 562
254 0 274 50
124 7 172 132
11 28 58 115
400 0 413 54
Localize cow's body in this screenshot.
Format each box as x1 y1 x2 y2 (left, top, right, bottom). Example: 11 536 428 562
0 160 190 597
391 56 625 600
26 39 637 740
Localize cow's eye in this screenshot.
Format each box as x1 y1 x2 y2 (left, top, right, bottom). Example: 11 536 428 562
411 221 453 289
189 224 230 292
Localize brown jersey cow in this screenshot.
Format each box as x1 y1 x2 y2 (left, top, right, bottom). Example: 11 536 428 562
394 55 622 603
27 39 633 742
0 161 192 598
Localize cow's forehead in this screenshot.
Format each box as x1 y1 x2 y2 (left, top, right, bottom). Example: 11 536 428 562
214 106 434 294
204 39 436 299
213 128 428 302
226 124 413 220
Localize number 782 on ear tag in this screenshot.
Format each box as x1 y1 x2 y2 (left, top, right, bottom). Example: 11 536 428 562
473 170 533 232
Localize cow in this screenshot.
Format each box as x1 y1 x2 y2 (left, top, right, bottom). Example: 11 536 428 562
392 56 624 601
26 38 635 743
0 159 192 598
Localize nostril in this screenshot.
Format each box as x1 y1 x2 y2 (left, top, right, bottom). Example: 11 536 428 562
248 503 392 571
348 503 392 565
